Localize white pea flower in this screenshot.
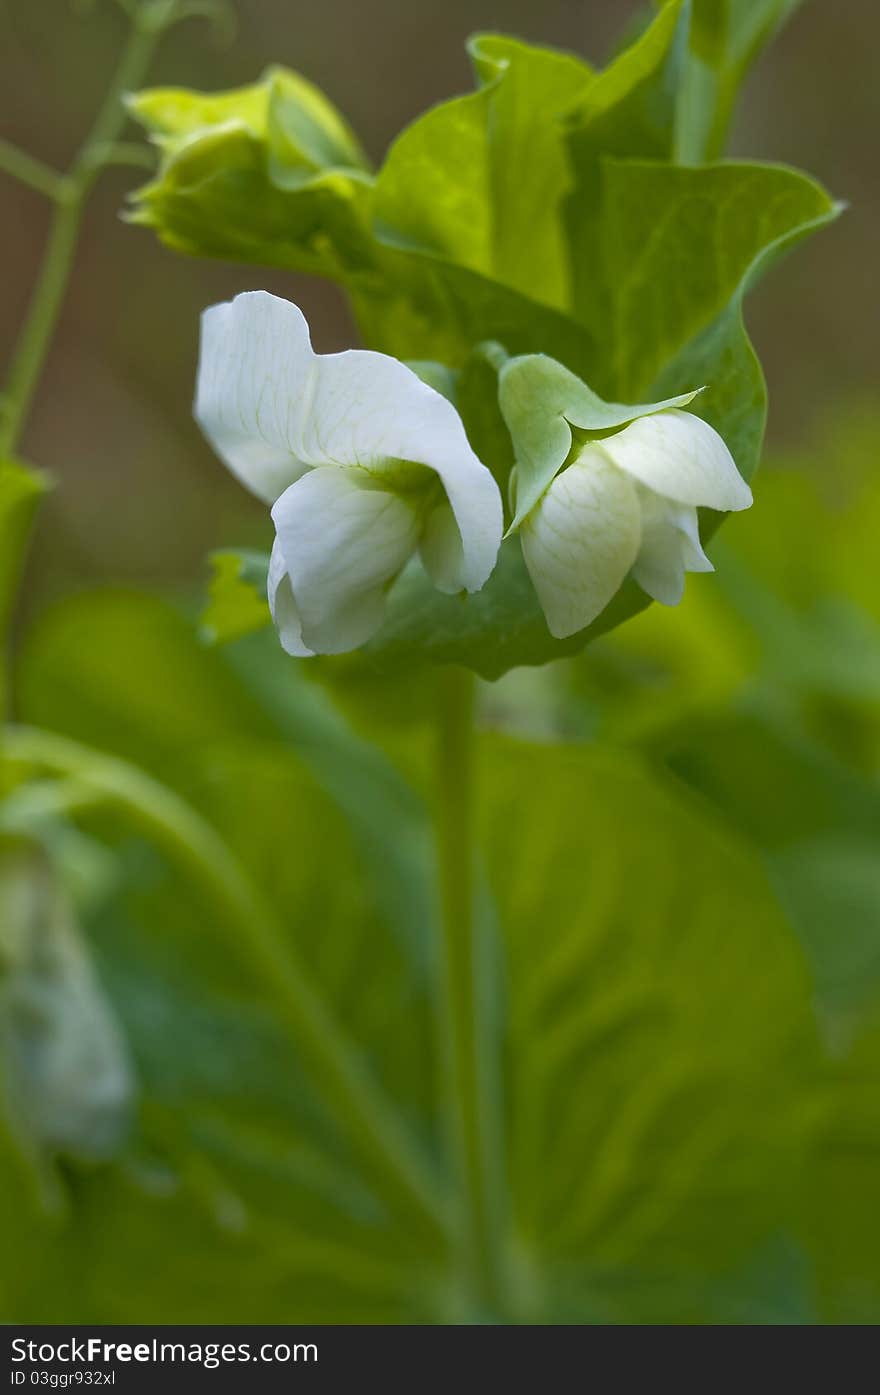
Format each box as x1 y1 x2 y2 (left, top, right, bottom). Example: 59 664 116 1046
195 291 503 655
516 407 753 640
498 355 754 639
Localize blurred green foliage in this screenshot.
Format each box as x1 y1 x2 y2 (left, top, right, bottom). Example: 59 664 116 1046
2 408 880 1321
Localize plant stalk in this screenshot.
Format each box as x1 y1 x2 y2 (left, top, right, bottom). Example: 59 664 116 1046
0 8 162 458
435 666 503 1316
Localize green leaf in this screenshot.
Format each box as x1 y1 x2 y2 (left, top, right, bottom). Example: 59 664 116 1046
582 157 836 398
126 80 270 148
263 66 371 182
484 736 816 1321
17 589 268 786
16 590 436 973
7 595 451 1319
352 35 598 368
202 549 270 646
127 68 375 278
351 255 595 377
359 545 646 681
1 691 821 1320
564 0 691 317
565 0 690 164
577 158 840 479
198 536 642 685
373 35 592 311
1 760 446 1322
130 66 370 180
127 43 600 376
456 341 517 503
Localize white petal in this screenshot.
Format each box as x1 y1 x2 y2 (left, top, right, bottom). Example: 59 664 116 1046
599 409 752 512
520 449 641 639
272 466 420 654
267 538 312 656
675 504 715 573
631 490 714 607
299 349 502 593
419 499 466 593
197 291 503 589
196 291 316 504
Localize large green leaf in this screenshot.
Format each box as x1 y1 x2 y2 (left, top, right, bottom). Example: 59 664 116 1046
372 35 593 312
351 36 598 370
1 680 822 1321
15 590 436 971
569 158 838 469
479 736 817 1321
1 753 446 1322
564 0 691 317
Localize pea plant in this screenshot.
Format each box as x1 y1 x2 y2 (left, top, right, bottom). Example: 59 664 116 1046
1 0 847 1324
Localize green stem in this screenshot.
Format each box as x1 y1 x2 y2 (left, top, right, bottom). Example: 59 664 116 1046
4 724 450 1246
0 141 66 201
0 9 162 458
435 667 503 1315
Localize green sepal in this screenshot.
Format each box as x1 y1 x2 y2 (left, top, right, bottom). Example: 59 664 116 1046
499 354 700 531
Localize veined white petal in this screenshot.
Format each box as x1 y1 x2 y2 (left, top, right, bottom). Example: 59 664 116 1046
197 291 503 590
196 291 316 504
631 490 714 607
520 449 641 639
419 499 466 594
599 409 753 513
272 466 420 654
267 538 312 657
301 350 502 592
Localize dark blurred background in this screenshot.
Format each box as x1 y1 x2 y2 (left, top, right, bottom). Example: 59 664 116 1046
2 0 877 611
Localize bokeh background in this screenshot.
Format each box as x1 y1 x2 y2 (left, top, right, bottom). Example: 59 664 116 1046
1 0 877 612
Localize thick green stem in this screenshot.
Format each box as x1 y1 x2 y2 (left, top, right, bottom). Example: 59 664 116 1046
0 10 161 458
435 667 503 1315
4 724 450 1247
